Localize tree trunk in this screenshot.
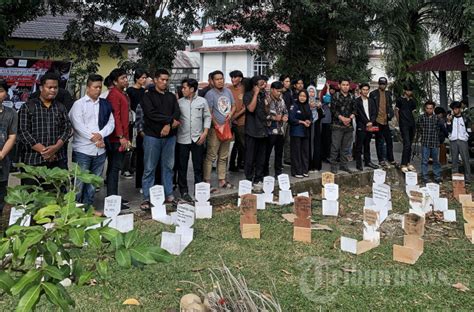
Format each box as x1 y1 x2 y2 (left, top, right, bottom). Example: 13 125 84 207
325 31 337 78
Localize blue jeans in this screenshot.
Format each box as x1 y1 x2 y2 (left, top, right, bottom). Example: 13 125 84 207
72 151 107 205
421 146 441 182
142 135 176 200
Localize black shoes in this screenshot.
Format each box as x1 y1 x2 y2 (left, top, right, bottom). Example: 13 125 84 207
365 162 379 169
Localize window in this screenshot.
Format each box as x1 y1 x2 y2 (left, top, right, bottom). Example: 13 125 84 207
253 55 270 76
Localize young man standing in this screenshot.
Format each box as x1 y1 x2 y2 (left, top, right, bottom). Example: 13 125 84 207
354 83 379 171
447 101 472 184
204 70 235 190
417 101 442 183
370 77 396 168
177 78 211 202
329 79 356 174
228 70 245 172
395 85 417 173
105 68 130 209
69 74 115 206
18 72 72 174
243 76 268 188
264 81 288 177
0 80 17 214
280 74 293 165
141 69 180 209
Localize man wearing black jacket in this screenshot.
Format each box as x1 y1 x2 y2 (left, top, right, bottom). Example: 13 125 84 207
369 77 397 168
140 69 180 209
355 83 379 171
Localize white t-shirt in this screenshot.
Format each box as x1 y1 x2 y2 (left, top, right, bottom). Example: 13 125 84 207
449 116 469 141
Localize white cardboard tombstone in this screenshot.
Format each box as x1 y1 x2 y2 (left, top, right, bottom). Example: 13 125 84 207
195 182 212 219
110 214 134 233
104 195 121 218
363 225 380 243
238 180 253 197
372 183 391 206
176 204 195 228
405 172 418 186
340 237 358 254
195 182 210 203
373 169 386 185
160 232 182 255
279 190 293 205
195 201 212 219
324 183 339 201
256 194 266 210
433 198 448 212
443 210 457 222
263 176 275 203
426 183 440 200
9 207 31 226
322 200 339 216
150 185 174 224
278 174 291 191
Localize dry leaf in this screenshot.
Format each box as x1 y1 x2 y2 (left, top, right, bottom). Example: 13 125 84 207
311 224 333 231
123 298 140 305
282 213 297 223
176 288 183 292
341 268 357 273
452 283 470 292
88 279 97 286
281 269 292 276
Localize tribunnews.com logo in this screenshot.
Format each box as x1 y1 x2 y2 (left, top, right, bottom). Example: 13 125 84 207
298 256 450 305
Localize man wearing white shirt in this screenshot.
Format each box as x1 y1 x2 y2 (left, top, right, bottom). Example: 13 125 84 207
447 101 472 184
69 74 115 205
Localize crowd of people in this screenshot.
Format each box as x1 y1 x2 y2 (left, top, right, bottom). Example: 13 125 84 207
0 68 471 214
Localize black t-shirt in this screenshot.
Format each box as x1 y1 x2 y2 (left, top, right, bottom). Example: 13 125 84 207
126 86 145 112
243 91 268 138
396 97 416 127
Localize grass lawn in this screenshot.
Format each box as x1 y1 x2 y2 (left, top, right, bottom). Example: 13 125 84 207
2 184 474 311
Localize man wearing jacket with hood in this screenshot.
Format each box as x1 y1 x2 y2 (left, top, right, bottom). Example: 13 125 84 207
447 101 472 184
370 77 397 168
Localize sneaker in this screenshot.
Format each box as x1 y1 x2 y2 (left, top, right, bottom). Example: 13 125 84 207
389 161 399 167
330 166 338 174
379 161 387 168
407 164 416 171
121 171 133 179
401 166 409 173
181 193 194 202
435 179 443 184
122 199 130 206
303 173 309 177
294 174 304 178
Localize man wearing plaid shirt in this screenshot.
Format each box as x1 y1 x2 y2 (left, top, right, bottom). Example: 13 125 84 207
416 101 442 184
18 72 72 177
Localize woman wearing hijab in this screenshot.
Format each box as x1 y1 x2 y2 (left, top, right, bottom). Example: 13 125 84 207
289 89 312 178
307 85 324 172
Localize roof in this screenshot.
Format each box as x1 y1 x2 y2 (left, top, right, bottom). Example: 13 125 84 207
11 13 138 45
173 51 200 68
192 23 289 36
192 44 258 53
408 44 470 72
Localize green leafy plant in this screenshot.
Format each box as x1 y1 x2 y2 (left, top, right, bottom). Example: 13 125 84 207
0 163 172 311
